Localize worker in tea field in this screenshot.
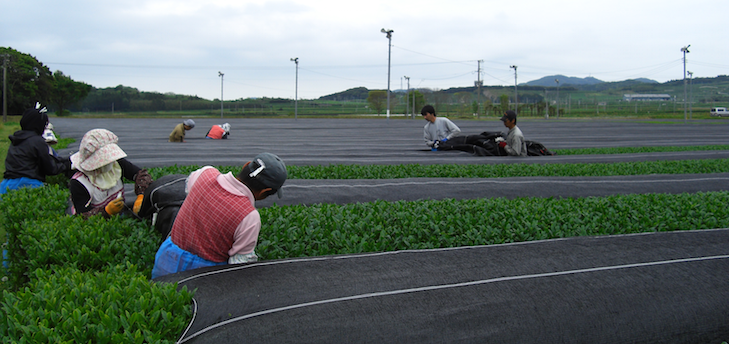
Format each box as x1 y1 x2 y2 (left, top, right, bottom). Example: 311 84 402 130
68 129 153 218
151 152 287 279
1 104 71 195
498 110 527 157
421 105 461 151
205 122 231 139
169 119 195 142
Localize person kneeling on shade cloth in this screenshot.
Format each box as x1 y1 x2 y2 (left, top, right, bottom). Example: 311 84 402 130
169 119 195 142
205 123 231 139
68 129 153 219
151 152 287 279
421 104 461 151
427 110 555 157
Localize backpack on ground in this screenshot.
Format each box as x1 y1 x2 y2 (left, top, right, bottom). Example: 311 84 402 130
525 140 557 156
137 174 188 237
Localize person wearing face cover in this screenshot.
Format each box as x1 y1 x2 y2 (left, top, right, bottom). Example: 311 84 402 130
1 104 71 195
205 123 231 139
68 129 153 219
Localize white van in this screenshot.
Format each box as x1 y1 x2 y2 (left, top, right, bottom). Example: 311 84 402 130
710 107 728 117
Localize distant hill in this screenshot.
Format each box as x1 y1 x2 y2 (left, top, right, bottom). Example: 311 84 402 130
524 75 603 87
318 76 719 101
319 87 372 101
524 75 658 87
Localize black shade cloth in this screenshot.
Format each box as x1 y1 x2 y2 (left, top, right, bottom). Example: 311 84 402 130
157 229 729 344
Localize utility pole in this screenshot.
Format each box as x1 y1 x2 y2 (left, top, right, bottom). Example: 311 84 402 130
476 60 483 118
218 71 224 118
681 45 690 121
555 78 560 118
510 65 518 113
381 28 393 119
687 71 693 119
291 58 299 119
2 54 8 123
404 76 410 119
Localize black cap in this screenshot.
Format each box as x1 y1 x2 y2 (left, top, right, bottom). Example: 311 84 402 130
500 110 517 122
248 152 287 198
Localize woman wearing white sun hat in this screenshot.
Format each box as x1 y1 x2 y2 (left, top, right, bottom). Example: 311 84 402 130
68 129 152 218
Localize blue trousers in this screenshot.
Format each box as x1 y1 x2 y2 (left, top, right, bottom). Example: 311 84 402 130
151 237 226 279
0 178 44 195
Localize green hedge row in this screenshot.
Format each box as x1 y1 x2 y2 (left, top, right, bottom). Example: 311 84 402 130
0 186 192 343
148 158 729 180
555 145 729 155
3 180 729 341
255 191 729 259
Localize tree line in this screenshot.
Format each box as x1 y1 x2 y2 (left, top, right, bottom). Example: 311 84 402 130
1 47 92 117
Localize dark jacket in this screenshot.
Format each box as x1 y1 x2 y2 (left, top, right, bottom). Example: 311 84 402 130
3 130 69 182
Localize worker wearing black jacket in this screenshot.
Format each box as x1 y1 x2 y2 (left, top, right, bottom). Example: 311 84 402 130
1 105 70 195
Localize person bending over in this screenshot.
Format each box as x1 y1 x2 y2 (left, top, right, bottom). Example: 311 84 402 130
1 104 70 194
205 123 231 139
151 152 287 279
169 119 195 142
69 129 152 218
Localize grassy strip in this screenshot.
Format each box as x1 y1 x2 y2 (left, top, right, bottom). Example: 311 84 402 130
148 158 729 180
0 122 20 175
554 145 729 155
256 191 729 259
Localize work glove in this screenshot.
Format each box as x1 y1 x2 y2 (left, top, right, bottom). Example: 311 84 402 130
105 199 125 216
441 138 448 142
134 169 153 195
132 194 144 214
498 141 507 148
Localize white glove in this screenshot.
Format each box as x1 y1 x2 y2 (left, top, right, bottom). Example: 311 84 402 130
495 137 505 143
229 251 259 264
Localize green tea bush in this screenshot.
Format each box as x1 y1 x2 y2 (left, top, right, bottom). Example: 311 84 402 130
0 186 193 343
148 158 729 180
0 185 69 288
256 192 729 259
18 215 161 281
0 264 192 343
555 145 729 155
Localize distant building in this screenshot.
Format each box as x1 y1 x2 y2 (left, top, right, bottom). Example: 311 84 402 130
623 94 672 102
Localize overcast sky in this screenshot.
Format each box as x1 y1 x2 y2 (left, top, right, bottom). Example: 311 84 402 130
3 0 727 100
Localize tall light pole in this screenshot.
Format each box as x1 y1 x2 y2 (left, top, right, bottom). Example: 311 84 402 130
218 71 224 118
404 75 410 119
381 28 393 119
687 70 693 119
555 78 560 118
291 57 299 120
510 65 518 113
681 45 690 121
